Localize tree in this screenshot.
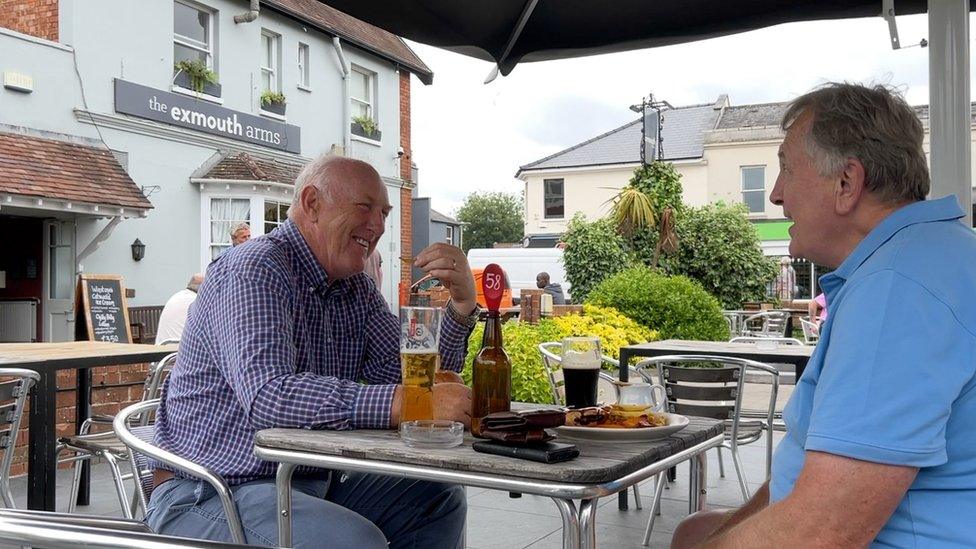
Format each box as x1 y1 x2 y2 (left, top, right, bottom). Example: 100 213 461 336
609 161 685 268
455 192 524 252
562 213 631 303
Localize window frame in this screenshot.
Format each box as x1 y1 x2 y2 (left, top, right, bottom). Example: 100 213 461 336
263 199 289 234
297 42 310 89
445 225 454 244
543 178 565 220
740 165 766 214
207 196 252 260
173 0 215 70
350 65 375 121
260 29 281 94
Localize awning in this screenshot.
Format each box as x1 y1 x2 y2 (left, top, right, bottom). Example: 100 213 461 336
191 150 305 185
0 131 151 217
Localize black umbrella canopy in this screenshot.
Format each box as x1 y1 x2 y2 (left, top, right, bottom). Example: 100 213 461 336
317 0 931 76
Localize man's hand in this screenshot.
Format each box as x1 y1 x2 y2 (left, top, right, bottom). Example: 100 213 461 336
435 370 465 384
433 382 472 429
414 243 476 314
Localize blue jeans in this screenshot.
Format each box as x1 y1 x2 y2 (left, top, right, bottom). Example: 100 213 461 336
145 472 466 548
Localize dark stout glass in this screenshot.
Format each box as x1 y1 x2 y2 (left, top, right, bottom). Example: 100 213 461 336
563 366 600 408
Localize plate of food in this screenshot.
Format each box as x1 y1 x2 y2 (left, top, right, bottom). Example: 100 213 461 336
554 404 689 442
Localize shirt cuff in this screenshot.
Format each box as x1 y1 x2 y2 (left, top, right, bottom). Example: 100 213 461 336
351 383 397 429
439 313 473 372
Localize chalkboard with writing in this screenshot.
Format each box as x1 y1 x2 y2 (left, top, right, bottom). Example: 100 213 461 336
77 274 132 344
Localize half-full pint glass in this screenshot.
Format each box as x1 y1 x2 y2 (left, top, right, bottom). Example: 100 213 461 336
400 307 442 423
562 336 602 408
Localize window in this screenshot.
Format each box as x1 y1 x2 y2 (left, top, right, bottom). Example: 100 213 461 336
264 200 289 234
209 198 251 259
174 0 213 69
544 178 564 219
445 225 454 244
350 65 375 120
298 43 310 88
260 30 281 93
741 166 766 213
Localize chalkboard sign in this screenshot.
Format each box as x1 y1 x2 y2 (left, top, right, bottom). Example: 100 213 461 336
77 274 132 343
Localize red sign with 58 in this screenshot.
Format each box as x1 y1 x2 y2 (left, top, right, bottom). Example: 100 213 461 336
481 263 505 313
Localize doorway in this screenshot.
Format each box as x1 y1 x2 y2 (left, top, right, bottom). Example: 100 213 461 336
42 219 76 342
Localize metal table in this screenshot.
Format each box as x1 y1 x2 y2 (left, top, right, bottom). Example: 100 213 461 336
0 341 178 511
254 415 723 549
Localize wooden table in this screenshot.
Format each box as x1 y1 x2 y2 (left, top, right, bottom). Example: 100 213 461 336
0 341 178 511
254 414 723 549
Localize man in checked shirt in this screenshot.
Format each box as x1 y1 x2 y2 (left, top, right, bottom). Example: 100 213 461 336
147 155 476 548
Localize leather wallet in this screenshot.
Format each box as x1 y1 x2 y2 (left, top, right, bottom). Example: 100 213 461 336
471 440 580 464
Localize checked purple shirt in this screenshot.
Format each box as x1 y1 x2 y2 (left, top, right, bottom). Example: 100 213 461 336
152 219 472 484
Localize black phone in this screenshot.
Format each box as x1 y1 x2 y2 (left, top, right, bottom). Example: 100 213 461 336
471 440 580 463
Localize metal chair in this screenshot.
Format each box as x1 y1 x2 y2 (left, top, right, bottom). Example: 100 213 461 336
114 399 247 544
799 317 820 345
0 508 250 548
634 355 779 545
741 310 790 337
56 350 177 518
729 336 804 346
0 369 39 508
538 342 643 509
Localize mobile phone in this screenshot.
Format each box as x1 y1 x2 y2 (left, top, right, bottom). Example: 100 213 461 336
471 440 580 463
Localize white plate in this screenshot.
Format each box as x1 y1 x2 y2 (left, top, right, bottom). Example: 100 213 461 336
554 413 690 442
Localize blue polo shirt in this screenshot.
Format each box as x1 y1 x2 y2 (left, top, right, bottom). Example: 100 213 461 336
770 197 976 547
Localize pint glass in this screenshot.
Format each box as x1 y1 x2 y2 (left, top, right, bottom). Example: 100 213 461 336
561 336 602 408
400 307 442 423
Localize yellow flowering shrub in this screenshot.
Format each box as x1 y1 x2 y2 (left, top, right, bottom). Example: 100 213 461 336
551 305 658 360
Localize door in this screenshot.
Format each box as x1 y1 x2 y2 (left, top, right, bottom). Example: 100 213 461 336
42 220 76 342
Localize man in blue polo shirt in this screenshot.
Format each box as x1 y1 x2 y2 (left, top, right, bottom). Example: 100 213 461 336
672 83 976 547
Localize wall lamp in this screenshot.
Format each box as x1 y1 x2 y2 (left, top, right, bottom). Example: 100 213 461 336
131 239 146 261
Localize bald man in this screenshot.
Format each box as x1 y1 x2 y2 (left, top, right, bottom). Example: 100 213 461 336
154 273 204 344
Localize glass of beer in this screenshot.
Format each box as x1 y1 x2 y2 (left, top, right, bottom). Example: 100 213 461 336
400 307 442 424
561 336 602 408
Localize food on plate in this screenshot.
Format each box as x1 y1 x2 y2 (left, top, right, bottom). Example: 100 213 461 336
564 404 667 429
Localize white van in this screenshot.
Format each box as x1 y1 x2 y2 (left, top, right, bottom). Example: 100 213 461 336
466 248 571 302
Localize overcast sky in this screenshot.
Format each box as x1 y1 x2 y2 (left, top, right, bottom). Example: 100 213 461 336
406 13 976 217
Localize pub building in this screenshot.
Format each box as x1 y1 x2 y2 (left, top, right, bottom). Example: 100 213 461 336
0 0 433 344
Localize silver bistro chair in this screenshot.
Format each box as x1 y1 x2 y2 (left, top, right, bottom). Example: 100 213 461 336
741 310 790 338
0 369 39 508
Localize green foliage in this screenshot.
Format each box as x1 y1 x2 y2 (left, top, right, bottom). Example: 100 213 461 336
608 186 655 237
260 90 286 106
352 114 378 137
455 192 524 252
587 266 729 341
668 202 778 309
174 60 217 93
622 162 685 267
562 213 631 303
461 305 659 403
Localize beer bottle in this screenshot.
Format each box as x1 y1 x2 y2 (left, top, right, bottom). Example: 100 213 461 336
471 263 512 437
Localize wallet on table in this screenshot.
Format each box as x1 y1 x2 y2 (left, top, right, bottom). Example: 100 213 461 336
472 440 580 463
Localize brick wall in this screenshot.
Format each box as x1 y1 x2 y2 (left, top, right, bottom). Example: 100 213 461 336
0 0 59 42
399 71 413 287
8 364 149 477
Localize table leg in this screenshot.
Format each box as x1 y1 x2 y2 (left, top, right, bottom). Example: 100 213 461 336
276 463 297 548
75 367 92 506
27 369 56 511
578 499 598 549
552 498 581 549
617 348 632 511
688 451 708 513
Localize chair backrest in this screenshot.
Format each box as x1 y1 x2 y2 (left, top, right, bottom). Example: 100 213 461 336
799 318 819 345
729 336 805 346
634 355 779 445
743 311 789 337
538 341 621 406
114 399 246 544
133 351 178 426
0 368 39 508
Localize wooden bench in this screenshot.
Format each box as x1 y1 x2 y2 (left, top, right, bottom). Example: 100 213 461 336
128 305 164 344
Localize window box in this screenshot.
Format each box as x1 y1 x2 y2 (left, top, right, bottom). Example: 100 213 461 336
261 101 286 116
173 71 222 98
350 122 381 141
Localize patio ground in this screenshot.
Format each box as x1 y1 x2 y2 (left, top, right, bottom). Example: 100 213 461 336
7 382 791 548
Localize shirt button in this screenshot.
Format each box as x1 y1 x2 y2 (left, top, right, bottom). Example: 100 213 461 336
308 286 315 292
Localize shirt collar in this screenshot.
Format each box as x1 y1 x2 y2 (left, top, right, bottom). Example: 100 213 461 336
820 196 964 291
279 219 348 296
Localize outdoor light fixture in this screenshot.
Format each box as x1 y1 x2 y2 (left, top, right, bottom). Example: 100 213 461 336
131 239 145 262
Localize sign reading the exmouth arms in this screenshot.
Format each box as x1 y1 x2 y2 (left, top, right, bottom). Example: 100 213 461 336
114 79 301 154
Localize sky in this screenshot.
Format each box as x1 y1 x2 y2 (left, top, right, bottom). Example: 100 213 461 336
406 12 976 218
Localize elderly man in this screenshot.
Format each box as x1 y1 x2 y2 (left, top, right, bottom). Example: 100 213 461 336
148 156 476 548
673 83 976 547
154 273 203 344
230 222 251 246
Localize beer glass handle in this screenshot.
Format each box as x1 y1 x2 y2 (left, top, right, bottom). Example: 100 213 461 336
650 384 667 412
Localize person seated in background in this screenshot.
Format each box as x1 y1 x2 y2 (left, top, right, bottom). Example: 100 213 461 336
807 292 827 333
154 273 203 344
536 271 566 305
229 222 251 246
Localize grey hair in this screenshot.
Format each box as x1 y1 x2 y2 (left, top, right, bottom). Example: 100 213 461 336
288 154 345 217
229 222 250 238
781 82 929 203
187 273 204 292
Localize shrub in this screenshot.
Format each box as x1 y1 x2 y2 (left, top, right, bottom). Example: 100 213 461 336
562 213 631 302
623 162 685 268
587 266 729 341
669 202 778 309
550 304 657 359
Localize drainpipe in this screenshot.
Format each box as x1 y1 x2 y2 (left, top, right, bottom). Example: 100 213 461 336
332 37 351 152
234 0 259 24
